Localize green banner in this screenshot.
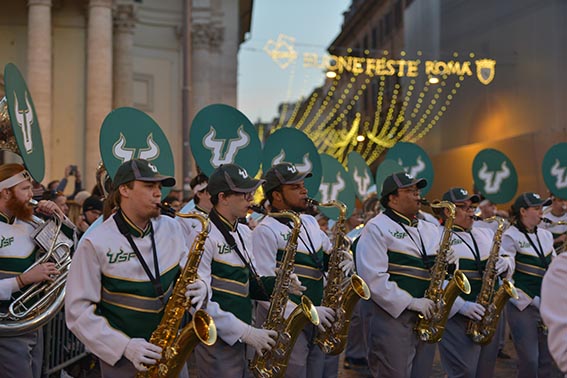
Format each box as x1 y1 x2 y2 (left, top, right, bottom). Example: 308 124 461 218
314 154 356 219
346 151 374 200
385 142 434 196
4 63 45 182
99 107 175 197
190 104 261 176
542 143 567 199
472 148 517 204
261 128 322 196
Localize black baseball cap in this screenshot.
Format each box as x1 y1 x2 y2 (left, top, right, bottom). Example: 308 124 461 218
442 187 480 204
381 171 427 199
263 162 312 193
512 192 552 211
207 164 264 196
82 196 103 213
113 159 175 188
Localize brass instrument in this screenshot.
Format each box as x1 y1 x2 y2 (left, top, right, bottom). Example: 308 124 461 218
137 207 216 378
308 198 370 355
250 209 320 378
466 216 518 345
541 217 567 254
415 200 471 343
0 200 73 336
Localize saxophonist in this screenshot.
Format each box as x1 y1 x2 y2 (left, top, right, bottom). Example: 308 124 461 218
251 162 346 378
0 164 70 378
65 159 208 377
355 172 445 378
436 188 512 378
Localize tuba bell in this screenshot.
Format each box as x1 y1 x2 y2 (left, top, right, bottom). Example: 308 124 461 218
0 63 72 336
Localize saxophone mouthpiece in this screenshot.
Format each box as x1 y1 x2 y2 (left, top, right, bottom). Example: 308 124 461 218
249 204 266 214
306 198 320 207
472 215 483 221
158 202 176 217
418 198 430 206
540 217 553 224
29 199 39 207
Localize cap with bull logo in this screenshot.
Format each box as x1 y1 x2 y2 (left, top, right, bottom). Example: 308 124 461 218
262 162 312 194
113 158 175 188
207 163 264 196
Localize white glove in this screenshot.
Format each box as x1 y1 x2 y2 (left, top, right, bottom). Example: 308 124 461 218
407 298 436 319
446 248 459 265
288 273 306 296
338 250 355 275
495 256 508 276
185 279 208 311
531 296 541 310
458 301 486 320
123 338 162 371
240 325 277 356
315 306 336 332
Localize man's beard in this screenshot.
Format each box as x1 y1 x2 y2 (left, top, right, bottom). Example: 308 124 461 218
6 195 33 222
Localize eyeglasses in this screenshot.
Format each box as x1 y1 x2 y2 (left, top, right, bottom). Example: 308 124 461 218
456 205 474 212
398 188 420 195
224 191 254 201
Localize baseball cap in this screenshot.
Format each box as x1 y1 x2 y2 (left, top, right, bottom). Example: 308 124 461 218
512 192 552 211
442 187 480 204
380 171 427 198
113 159 175 188
207 164 264 196
263 162 312 193
82 196 103 213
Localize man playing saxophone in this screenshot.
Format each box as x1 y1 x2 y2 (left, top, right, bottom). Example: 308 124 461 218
65 159 208 377
436 188 513 378
355 172 443 378
251 162 346 378
0 163 72 378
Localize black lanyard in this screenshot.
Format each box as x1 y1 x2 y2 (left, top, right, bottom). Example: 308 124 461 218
208 209 268 298
518 225 549 269
113 211 164 299
453 230 483 276
396 221 432 268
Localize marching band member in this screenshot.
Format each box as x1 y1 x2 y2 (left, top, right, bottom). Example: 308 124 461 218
539 194 567 252
194 164 284 378
437 188 511 378
501 192 555 378
178 173 213 236
0 164 72 378
65 159 208 377
355 172 442 378
252 162 341 378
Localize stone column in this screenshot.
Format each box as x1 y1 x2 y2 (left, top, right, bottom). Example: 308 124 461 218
208 24 224 103
27 0 52 181
113 2 136 108
191 23 211 117
86 0 113 191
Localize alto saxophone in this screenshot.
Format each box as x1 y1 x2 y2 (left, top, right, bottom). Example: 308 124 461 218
467 216 518 345
250 209 320 378
309 198 370 355
138 209 217 378
415 200 471 343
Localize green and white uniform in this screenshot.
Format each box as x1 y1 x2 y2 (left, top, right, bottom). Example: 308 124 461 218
65 212 186 367
539 210 567 251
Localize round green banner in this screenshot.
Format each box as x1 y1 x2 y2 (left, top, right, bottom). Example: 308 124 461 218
261 128 322 196
375 159 405 198
347 151 374 200
472 148 517 204
190 104 261 176
99 107 175 197
542 143 567 199
385 142 434 196
4 63 45 182
314 154 356 219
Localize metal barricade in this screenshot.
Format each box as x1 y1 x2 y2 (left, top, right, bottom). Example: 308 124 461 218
42 309 88 377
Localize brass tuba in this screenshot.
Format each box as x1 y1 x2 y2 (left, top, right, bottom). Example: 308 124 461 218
466 216 518 345
250 209 320 378
309 198 370 355
415 200 471 343
137 208 216 378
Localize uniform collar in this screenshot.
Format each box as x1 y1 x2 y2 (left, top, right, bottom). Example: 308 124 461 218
212 209 238 232
452 224 469 233
195 205 209 214
385 208 418 227
117 210 152 238
0 211 14 225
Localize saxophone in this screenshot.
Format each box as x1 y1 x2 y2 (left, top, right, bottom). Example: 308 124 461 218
466 216 518 344
309 198 370 355
415 200 471 343
250 210 320 378
137 209 217 378
541 218 567 254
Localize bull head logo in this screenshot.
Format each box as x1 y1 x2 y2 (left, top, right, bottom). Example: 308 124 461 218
551 159 567 189
352 167 371 196
271 150 312 174
113 133 160 163
478 161 510 194
203 125 250 167
399 155 426 179
319 172 345 203
14 91 34 154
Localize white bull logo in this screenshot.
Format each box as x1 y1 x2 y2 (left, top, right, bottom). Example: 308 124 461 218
203 125 250 167
319 172 345 203
113 133 160 162
478 161 510 194
14 91 34 154
399 155 426 179
551 159 567 189
352 167 371 196
271 150 312 174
